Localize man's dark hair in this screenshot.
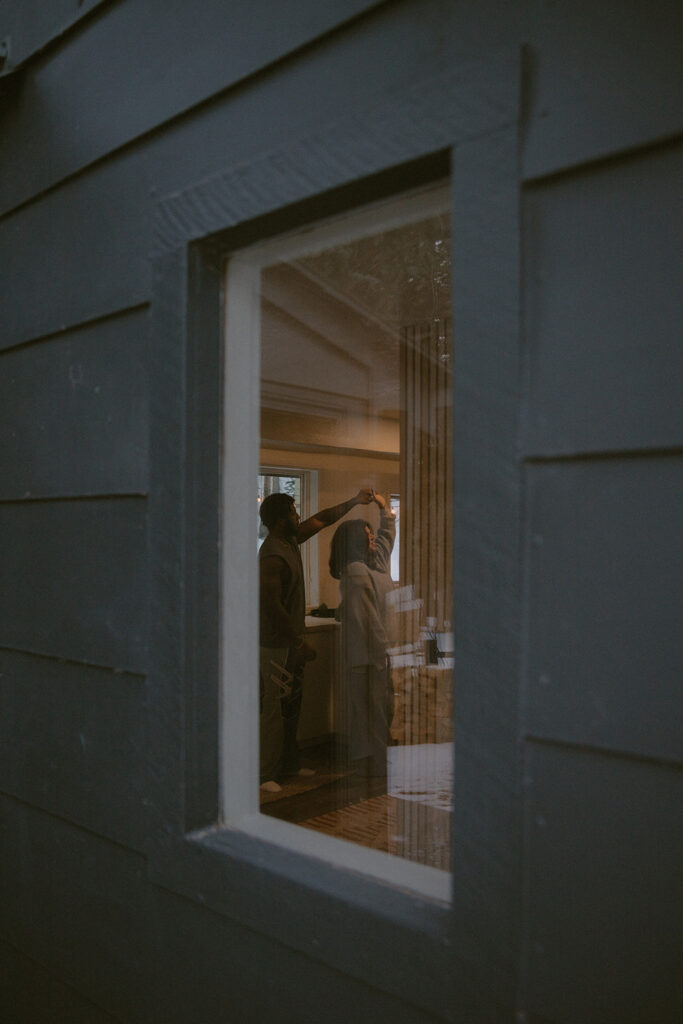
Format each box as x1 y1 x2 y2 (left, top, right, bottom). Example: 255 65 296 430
259 492 295 531
329 519 372 579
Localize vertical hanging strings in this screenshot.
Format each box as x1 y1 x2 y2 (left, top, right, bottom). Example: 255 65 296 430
400 318 452 633
394 319 453 860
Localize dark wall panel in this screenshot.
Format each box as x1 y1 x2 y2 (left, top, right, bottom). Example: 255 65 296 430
523 141 683 456
524 456 683 762
0 649 146 849
0 0 108 70
0 940 117 1024
0 799 153 1022
0 800 443 1024
145 890 445 1024
6 0 678 214
1 0 520 352
1 0 504 349
0 166 151 350
1 2 679 1021
521 742 683 1023
0 498 146 671
0 310 148 499
0 0 523 220
523 0 683 179
0 0 384 216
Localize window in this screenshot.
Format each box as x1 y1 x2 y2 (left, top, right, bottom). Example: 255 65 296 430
222 180 453 900
389 493 400 582
148 50 519 1006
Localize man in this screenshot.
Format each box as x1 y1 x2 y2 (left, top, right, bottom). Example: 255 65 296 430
259 487 374 788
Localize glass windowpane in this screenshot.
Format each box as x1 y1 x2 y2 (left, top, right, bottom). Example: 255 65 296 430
251 182 452 874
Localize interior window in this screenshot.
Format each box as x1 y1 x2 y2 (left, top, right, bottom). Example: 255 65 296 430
224 180 453 890
389 494 400 583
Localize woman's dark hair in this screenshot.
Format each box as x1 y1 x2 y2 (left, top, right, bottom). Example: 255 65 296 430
259 492 294 531
329 519 371 579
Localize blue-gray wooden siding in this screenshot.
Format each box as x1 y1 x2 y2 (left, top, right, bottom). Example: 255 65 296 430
0 1 681 1021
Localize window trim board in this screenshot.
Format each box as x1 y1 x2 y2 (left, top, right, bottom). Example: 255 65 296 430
147 48 521 1022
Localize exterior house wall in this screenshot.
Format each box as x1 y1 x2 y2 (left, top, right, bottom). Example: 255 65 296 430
1 2 681 1021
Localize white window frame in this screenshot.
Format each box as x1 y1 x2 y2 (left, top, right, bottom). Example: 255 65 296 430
219 184 452 903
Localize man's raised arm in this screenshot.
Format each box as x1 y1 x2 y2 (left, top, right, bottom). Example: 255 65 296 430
296 487 374 544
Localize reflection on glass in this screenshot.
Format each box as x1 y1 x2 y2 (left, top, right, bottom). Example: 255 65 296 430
256 182 452 873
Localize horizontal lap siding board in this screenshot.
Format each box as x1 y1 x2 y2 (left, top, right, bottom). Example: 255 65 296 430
0 649 147 850
519 123 683 1021
0 0 518 220
522 0 683 181
0 0 385 213
1 4 513 354
0 940 119 1024
0 498 146 672
0 164 152 351
523 456 683 762
0 797 155 1022
522 743 683 1024
6 0 677 217
522 141 683 456
521 143 683 761
0 310 148 498
0 798 444 1024
0 0 110 70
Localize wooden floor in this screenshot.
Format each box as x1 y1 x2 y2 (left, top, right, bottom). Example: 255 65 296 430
260 742 388 821
261 741 451 869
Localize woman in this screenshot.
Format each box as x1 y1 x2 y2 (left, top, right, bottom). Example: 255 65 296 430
329 490 396 782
